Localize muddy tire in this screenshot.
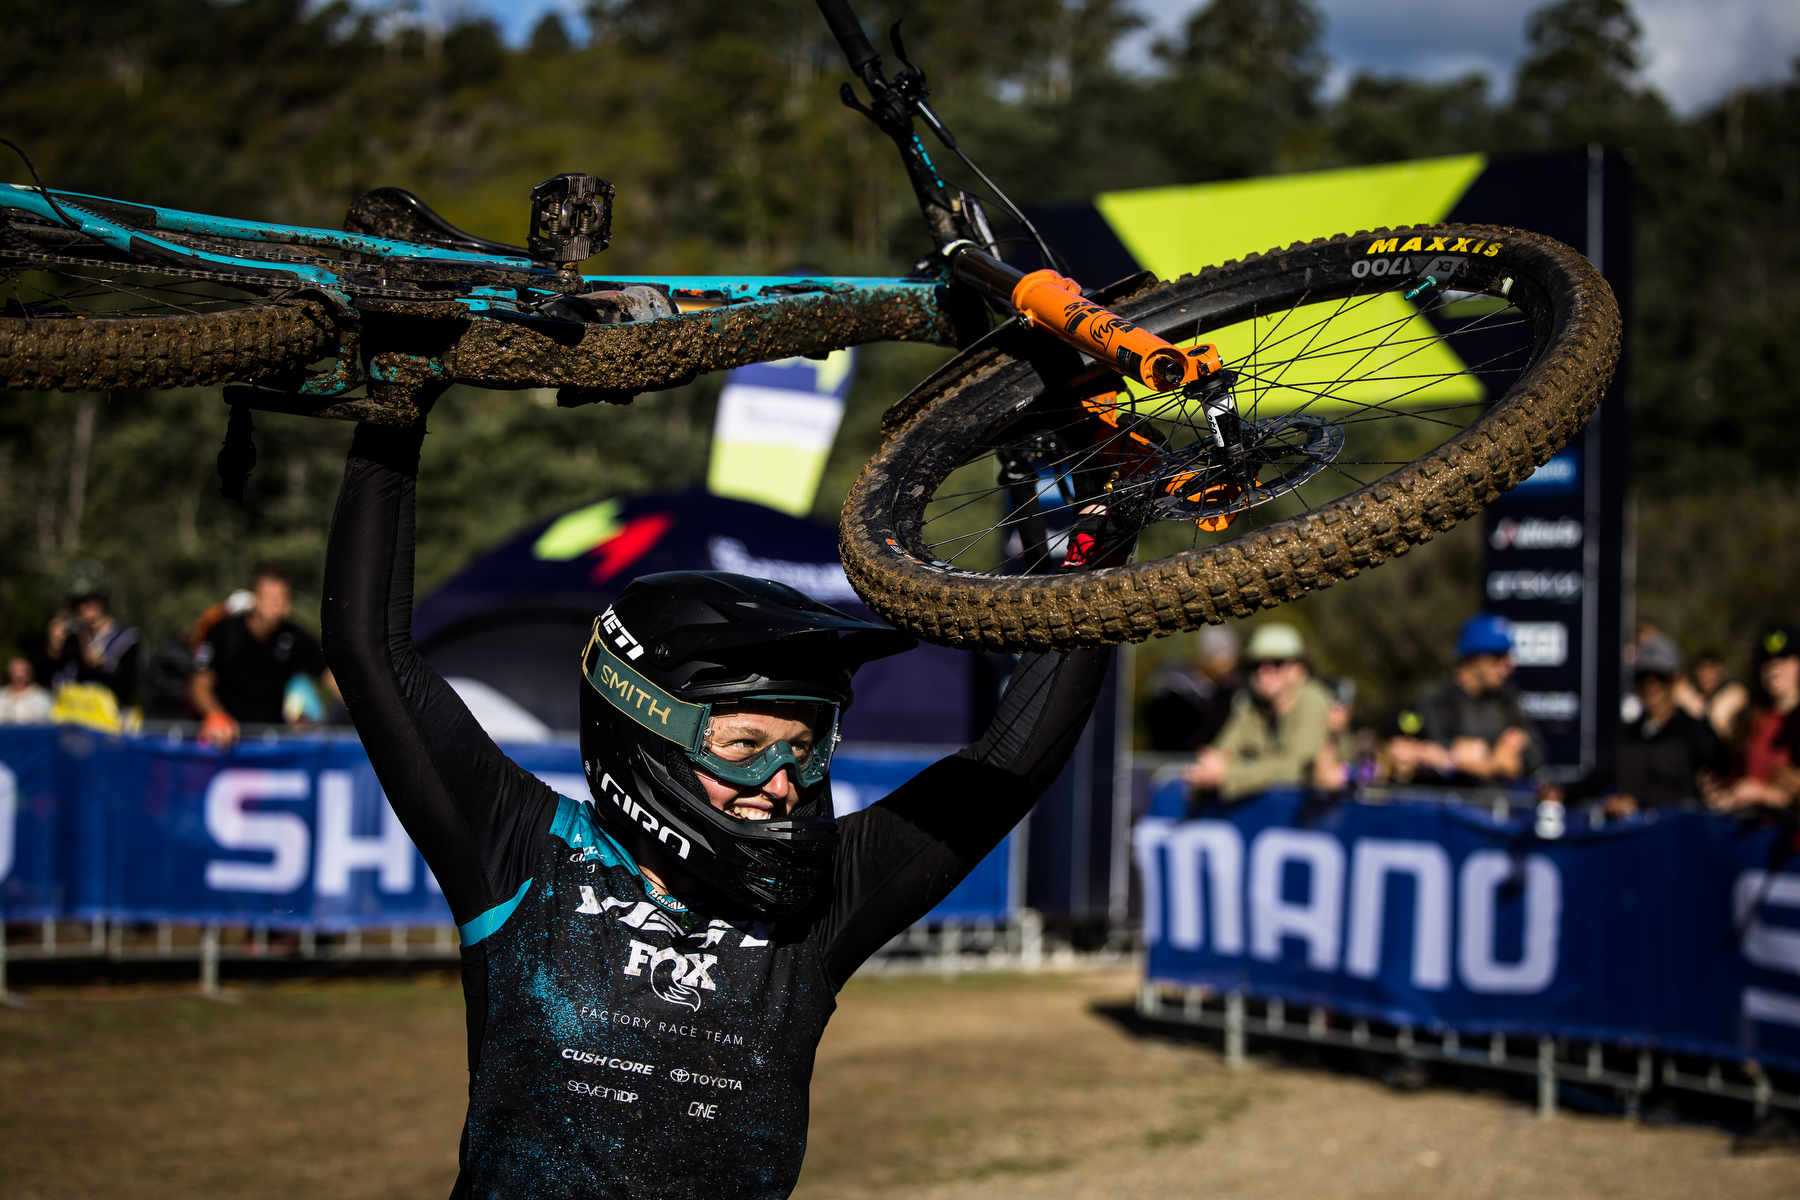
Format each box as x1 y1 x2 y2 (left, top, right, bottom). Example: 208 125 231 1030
841 224 1621 650
0 297 337 391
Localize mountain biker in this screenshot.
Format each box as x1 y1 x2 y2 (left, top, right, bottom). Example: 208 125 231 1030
321 419 1115 1198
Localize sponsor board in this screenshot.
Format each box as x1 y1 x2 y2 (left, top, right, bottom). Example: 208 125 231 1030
1509 622 1570 668
1519 691 1581 721
1487 570 1582 603
1490 517 1583 551
1136 785 1800 1072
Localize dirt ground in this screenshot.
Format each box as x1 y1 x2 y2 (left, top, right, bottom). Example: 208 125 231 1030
0 967 1795 1199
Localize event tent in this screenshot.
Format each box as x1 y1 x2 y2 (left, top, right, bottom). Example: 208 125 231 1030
411 488 999 745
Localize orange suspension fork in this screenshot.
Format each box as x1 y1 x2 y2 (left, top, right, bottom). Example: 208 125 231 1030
946 243 1222 390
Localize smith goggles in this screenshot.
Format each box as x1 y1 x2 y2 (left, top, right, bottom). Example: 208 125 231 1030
584 628 841 790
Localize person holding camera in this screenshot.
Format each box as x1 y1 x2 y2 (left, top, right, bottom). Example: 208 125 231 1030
45 559 141 711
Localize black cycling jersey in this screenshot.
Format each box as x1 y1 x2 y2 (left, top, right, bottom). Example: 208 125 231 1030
321 422 1110 1200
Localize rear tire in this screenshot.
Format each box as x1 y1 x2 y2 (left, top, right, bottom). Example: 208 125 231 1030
0 296 336 391
840 224 1620 650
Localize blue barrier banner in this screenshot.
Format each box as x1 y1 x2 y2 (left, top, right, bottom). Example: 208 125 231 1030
0 727 63 918
1136 783 1800 1073
0 728 1011 928
831 747 1016 923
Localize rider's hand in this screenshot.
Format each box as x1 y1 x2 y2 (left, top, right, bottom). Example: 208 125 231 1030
199 710 240 751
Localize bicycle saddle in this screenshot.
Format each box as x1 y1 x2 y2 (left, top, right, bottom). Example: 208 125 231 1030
343 186 532 259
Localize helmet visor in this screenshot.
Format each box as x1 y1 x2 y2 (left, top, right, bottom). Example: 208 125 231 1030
693 700 840 790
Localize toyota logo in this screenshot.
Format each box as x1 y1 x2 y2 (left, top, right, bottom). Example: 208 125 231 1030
669 1068 690 1083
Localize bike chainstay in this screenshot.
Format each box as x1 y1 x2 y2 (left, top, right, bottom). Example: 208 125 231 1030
0 185 574 307
1 246 441 301
1 220 554 303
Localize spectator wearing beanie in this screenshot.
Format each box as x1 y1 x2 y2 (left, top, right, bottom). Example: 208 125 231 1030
1183 622 1336 801
1142 625 1242 752
1607 633 1726 815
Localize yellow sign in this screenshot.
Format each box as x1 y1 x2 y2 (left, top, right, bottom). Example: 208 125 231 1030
1097 155 1489 415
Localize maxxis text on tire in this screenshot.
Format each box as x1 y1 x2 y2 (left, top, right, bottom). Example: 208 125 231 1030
840 224 1621 651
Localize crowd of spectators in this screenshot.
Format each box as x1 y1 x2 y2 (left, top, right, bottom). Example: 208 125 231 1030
1158 612 1800 819
0 559 339 745
6 553 1797 817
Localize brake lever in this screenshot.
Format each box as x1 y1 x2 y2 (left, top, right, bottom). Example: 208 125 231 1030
886 21 959 150
838 82 875 118
889 21 922 85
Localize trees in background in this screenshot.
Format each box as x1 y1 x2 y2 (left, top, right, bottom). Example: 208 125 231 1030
0 0 1794 711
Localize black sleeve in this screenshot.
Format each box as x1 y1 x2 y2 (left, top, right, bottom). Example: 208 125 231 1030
294 626 328 677
322 421 558 926
1691 718 1728 778
109 637 142 709
817 647 1112 987
1415 681 1453 747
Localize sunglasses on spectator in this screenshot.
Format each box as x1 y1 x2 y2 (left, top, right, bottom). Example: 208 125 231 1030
1251 658 1297 670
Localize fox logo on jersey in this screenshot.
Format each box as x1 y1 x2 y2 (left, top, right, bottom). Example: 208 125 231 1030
624 940 718 1011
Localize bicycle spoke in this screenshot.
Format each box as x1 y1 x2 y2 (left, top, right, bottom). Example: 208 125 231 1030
911 268 1543 576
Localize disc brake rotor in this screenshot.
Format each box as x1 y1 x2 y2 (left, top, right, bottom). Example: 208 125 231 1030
1149 414 1345 523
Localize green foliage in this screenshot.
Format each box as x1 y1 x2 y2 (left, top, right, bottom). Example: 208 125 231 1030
1635 484 1800 675
0 0 1795 709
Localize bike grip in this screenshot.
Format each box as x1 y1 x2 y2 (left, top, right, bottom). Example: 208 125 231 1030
815 0 881 76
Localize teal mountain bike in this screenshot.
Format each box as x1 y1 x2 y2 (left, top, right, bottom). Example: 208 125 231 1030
0 0 1620 652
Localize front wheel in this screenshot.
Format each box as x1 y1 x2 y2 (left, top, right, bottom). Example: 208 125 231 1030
841 224 1620 650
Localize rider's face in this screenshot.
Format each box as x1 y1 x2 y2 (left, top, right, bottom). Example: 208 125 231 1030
692 703 817 822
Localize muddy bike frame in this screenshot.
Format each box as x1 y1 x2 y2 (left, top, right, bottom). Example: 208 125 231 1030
0 0 1218 427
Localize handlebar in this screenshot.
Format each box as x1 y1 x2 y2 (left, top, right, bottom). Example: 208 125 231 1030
814 0 881 80
814 0 1060 321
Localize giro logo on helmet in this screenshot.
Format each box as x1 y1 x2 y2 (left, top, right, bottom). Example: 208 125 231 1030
596 771 693 860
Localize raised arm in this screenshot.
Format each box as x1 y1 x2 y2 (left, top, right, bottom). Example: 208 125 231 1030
322 421 558 925
819 647 1112 986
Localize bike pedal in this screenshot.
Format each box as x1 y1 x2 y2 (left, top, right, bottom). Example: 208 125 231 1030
529 174 615 273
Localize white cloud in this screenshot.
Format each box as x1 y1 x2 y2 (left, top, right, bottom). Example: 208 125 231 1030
1636 0 1800 111
347 0 1800 115
1123 0 1800 113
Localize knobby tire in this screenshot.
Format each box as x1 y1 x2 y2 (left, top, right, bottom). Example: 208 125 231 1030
840 224 1621 651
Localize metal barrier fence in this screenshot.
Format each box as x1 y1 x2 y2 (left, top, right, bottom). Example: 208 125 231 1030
0 917 461 1000
1136 983 1800 1124
0 910 1110 1001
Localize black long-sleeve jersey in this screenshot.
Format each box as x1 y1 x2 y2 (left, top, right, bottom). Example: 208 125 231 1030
321 422 1110 1199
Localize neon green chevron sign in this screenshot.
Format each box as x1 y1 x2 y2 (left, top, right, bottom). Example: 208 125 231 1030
1096 154 1489 413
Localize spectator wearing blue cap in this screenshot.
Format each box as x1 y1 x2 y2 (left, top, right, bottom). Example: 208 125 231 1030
1411 614 1544 784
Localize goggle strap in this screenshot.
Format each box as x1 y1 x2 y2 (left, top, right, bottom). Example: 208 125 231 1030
583 625 708 752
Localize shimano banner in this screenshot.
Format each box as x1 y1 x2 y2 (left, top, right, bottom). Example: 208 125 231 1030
0 727 1012 928
1136 784 1800 1073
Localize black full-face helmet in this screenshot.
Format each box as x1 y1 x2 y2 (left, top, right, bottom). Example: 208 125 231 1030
579 571 915 915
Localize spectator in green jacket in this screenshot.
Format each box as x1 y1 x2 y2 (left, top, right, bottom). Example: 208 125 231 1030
1183 622 1336 801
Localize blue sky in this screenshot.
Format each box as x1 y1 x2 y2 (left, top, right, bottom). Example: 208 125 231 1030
386 0 1800 115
